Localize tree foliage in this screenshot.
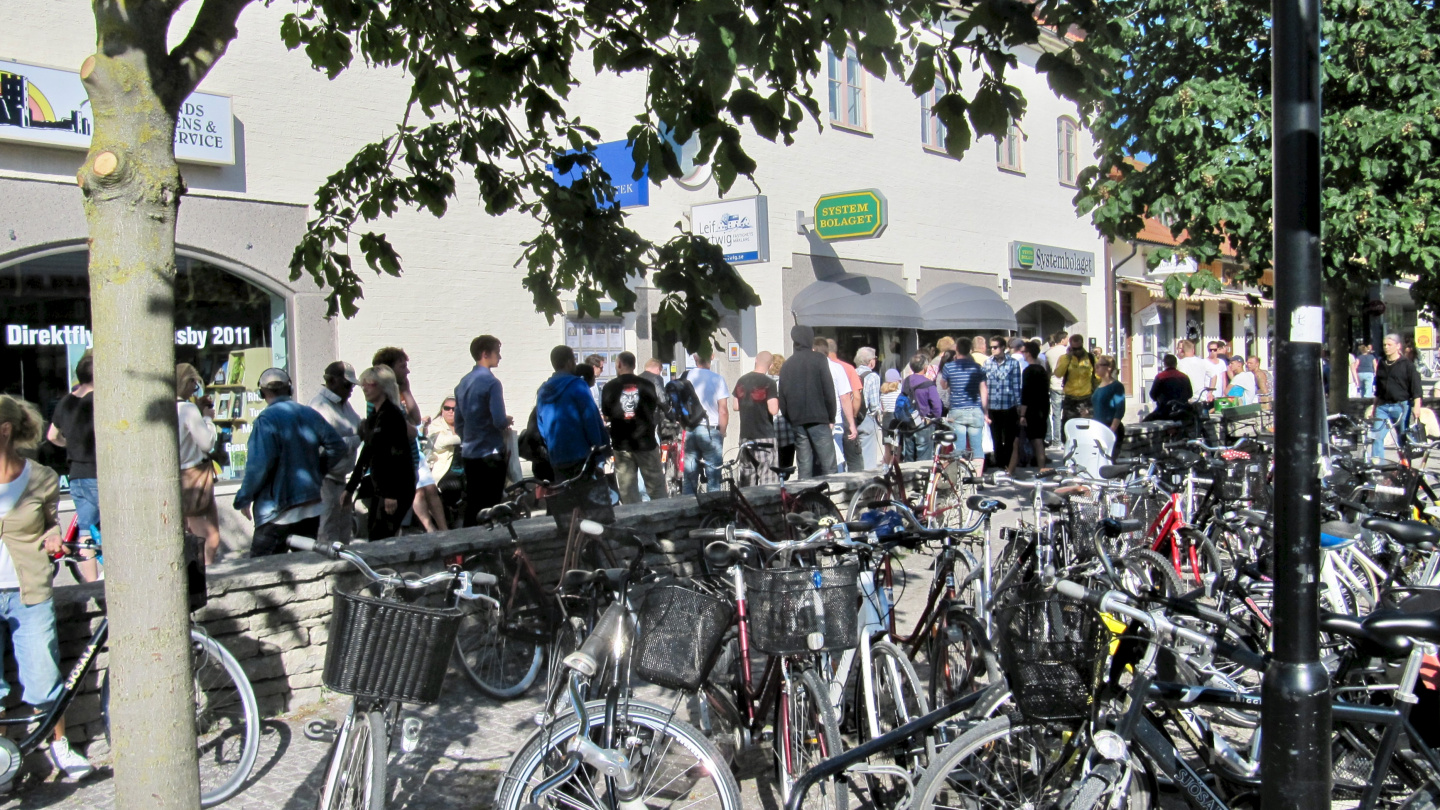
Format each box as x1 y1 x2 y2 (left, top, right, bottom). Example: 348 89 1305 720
1072 0 1440 311
273 0 1111 351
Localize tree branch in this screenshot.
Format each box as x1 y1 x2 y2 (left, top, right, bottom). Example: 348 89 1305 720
164 0 252 105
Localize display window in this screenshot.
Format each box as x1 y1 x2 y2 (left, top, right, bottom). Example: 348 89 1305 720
0 250 289 482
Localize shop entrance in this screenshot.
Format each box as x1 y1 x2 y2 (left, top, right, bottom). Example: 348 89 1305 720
1015 301 1074 340
813 326 879 364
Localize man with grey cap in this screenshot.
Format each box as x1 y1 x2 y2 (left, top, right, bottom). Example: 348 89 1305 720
777 325 839 477
308 361 364 542
235 368 348 556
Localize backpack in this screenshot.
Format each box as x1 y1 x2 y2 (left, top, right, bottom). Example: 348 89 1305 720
664 373 708 430
901 376 939 418
855 367 877 422
888 391 919 431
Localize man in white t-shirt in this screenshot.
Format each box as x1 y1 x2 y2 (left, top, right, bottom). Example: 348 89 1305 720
817 336 856 472
1202 341 1230 400
1225 356 1259 405
1043 331 1069 444
682 353 729 494
1174 340 1211 402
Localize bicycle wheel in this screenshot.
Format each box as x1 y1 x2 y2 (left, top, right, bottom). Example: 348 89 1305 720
316 701 386 810
847 479 895 521
494 698 741 810
453 556 546 700
192 629 261 807
778 668 848 810
786 491 843 538
913 714 1155 810
855 641 930 806
1121 548 1185 599
930 456 975 531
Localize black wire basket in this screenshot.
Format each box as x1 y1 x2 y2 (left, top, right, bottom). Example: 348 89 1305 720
744 562 859 655
1365 465 1421 517
632 582 735 691
996 582 1108 721
322 589 463 704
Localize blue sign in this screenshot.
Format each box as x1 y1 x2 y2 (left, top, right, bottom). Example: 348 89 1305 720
547 139 649 209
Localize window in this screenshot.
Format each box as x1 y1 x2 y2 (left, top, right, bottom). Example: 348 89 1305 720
996 123 1024 172
921 84 947 148
827 46 865 129
1057 117 1079 185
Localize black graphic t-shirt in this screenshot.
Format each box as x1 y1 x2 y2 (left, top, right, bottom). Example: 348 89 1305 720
732 372 777 440
601 373 661 452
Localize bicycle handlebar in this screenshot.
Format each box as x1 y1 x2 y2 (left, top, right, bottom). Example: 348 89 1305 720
287 537 497 596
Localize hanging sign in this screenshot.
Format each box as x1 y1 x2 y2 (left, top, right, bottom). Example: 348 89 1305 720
548 139 649 208
0 59 235 165
691 195 769 264
813 189 887 241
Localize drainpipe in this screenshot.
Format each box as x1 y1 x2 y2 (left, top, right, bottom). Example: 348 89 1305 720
1109 240 1140 356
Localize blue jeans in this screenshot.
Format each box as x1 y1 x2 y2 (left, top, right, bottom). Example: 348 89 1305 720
69 477 100 538
902 423 934 462
0 593 62 710
1371 401 1410 459
948 407 987 461
1357 372 1375 398
683 426 725 494
833 424 849 473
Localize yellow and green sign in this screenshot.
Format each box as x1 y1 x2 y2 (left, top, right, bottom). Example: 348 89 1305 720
813 189 887 241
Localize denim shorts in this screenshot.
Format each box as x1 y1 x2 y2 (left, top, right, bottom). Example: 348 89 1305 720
69 477 100 534
948 408 987 458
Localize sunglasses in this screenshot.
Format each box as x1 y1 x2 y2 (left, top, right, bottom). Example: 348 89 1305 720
990 344 1004 349
442 405 455 412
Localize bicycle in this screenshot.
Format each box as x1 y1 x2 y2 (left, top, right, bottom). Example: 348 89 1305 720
694 440 842 542
847 427 976 531
9 543 260 805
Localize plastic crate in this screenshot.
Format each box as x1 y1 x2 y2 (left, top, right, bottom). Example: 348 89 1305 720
322 590 463 704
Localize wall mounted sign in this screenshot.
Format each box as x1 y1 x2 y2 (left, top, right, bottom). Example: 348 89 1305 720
727 341 740 362
548 139 649 208
1010 241 1095 277
1417 326 1434 350
691 195 769 264
0 59 235 165
813 189 887 241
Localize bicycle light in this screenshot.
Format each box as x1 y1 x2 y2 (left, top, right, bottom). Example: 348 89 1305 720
1092 729 1128 761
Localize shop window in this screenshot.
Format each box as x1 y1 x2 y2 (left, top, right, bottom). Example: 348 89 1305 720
827 46 866 130
1057 117 1079 185
921 83 947 148
996 123 1024 173
565 316 625 387
0 250 288 483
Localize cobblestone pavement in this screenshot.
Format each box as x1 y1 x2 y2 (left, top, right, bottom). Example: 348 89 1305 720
8 472 1167 810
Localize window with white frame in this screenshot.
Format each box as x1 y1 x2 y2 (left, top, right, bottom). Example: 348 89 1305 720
996 123 1024 172
1057 117 1080 185
827 46 865 129
921 83 947 148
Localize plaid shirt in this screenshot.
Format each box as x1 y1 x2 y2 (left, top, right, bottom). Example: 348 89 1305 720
984 356 1023 411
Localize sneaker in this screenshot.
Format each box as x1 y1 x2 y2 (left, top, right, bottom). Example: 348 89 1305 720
49 741 93 780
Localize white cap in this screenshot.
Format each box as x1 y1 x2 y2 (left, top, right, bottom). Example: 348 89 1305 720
257 367 291 389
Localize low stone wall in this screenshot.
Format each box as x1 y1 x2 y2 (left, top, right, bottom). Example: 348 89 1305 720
49 470 887 747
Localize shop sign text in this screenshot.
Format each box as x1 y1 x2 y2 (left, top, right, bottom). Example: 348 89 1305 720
691 195 769 264
6 323 255 349
0 59 236 166
1010 241 1095 277
548 139 648 209
813 190 888 241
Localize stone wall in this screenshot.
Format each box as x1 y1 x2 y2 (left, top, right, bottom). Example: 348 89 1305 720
50 470 887 746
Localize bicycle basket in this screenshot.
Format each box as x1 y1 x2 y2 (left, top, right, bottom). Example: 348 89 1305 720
632 582 736 691
1366 465 1421 516
996 582 1108 721
322 589 463 704
744 562 859 656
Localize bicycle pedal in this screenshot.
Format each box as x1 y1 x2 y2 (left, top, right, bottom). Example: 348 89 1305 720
304 719 338 743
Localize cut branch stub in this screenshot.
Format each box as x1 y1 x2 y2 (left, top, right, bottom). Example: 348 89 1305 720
94 151 119 176
80 55 96 80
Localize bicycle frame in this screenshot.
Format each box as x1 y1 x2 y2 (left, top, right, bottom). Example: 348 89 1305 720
870 434 962 528
0 617 110 760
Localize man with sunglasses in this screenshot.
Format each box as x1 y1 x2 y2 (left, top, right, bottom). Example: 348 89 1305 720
983 335 1023 470
309 361 363 543
1202 341 1229 401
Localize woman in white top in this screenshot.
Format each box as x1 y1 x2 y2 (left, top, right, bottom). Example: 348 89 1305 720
176 364 220 564
427 398 463 524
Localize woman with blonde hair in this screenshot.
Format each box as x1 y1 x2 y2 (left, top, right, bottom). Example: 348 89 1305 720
347 366 417 540
926 336 955 380
0 396 93 777
427 397 463 526
176 363 221 564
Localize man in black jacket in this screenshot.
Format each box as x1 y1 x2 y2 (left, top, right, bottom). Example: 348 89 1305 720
1372 332 1425 459
778 324 838 478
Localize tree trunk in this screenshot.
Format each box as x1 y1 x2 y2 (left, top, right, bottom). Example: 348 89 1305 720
79 37 201 810
1326 280 1350 419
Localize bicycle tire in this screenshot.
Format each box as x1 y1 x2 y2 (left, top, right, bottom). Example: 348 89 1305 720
315 701 386 810
931 456 975 531
453 555 546 700
1121 548 1186 599
779 668 848 810
192 629 261 806
847 480 894 521
913 714 1154 810
494 698 741 810
859 640 931 804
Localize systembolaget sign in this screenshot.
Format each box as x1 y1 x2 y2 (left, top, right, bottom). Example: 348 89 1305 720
1009 241 1095 277
813 189 887 241
0 59 235 165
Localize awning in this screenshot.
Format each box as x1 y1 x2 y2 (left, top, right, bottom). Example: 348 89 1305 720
919 283 1018 332
791 274 925 329
1118 278 1273 309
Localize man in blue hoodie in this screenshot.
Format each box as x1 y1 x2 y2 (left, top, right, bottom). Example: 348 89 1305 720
535 346 612 521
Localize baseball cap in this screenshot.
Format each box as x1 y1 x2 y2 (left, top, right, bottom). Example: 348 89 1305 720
324 361 360 385
257 367 292 389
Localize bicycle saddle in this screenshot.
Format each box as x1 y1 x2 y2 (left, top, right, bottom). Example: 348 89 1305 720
1363 610 1440 648
786 481 829 498
558 568 630 593
935 431 957 443
1320 520 1361 550
1100 518 1144 538
1099 463 1135 480
704 540 753 568
1361 517 1440 550
1042 490 1068 510
770 465 797 478
1231 509 1271 529
966 495 1007 514
1320 612 1414 658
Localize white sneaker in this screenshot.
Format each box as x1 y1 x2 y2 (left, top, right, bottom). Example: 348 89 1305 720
50 741 93 780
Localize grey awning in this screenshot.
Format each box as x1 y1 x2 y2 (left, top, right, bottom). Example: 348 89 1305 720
791 274 924 329
920 283 1018 331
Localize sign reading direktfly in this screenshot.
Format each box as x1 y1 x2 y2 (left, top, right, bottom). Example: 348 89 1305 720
0 59 235 165
813 189 887 241
548 139 649 209
691 196 769 264
1009 241 1095 277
